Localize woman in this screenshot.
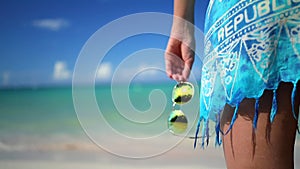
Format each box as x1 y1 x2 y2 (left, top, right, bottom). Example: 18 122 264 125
165 0 300 168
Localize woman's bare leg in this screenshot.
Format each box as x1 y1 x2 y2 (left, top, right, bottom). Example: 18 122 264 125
221 82 300 169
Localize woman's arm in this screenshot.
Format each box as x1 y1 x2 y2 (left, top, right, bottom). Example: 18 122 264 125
173 0 195 22
165 0 195 82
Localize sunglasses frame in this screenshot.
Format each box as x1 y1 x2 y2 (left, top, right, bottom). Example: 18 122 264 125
168 82 195 136
172 81 195 106
168 81 214 139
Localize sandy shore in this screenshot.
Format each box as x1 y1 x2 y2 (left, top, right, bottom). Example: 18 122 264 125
0 136 226 169
0 161 224 169
1 135 300 169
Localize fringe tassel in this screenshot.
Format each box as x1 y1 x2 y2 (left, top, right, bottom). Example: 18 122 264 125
192 118 211 148
270 89 278 123
291 83 298 120
194 118 201 149
222 103 240 135
215 113 222 146
194 114 222 148
253 99 259 130
205 120 210 146
291 83 299 134
199 120 211 148
201 120 207 148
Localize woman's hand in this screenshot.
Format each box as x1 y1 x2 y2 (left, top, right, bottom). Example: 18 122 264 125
165 23 195 82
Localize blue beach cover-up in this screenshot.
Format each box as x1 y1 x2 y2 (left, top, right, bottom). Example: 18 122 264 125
195 0 300 147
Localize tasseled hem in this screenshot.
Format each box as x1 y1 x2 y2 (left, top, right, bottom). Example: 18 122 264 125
292 83 298 120
253 98 259 130
270 89 278 123
291 83 300 134
221 102 240 135
215 113 222 146
201 120 210 148
194 81 299 148
194 118 201 149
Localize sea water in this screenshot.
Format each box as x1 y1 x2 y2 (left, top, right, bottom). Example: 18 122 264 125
0 83 177 152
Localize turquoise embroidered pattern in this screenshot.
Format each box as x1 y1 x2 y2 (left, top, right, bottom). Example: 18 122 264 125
195 0 300 148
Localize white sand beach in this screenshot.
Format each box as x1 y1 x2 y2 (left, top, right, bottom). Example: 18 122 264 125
1 134 300 169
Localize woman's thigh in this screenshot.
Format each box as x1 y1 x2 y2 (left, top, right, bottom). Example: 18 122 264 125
221 82 300 169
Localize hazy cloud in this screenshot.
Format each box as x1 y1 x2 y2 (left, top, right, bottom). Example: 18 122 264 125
32 18 69 31
113 62 163 83
96 62 112 80
2 72 10 86
53 61 71 80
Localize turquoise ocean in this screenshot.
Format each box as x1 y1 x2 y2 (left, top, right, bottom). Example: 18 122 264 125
0 83 194 161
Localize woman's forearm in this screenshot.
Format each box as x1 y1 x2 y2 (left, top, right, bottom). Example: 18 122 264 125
173 0 195 23
171 0 195 39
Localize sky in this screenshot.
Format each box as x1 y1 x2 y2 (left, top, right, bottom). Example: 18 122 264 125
0 0 209 88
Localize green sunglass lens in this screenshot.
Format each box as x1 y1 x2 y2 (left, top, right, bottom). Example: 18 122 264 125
168 110 188 134
172 82 194 104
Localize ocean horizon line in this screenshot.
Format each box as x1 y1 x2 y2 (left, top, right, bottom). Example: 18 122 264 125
0 80 201 91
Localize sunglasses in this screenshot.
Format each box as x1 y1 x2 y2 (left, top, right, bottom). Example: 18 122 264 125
167 82 197 138
167 82 215 140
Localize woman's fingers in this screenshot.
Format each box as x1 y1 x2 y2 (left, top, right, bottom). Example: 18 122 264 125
164 38 195 82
